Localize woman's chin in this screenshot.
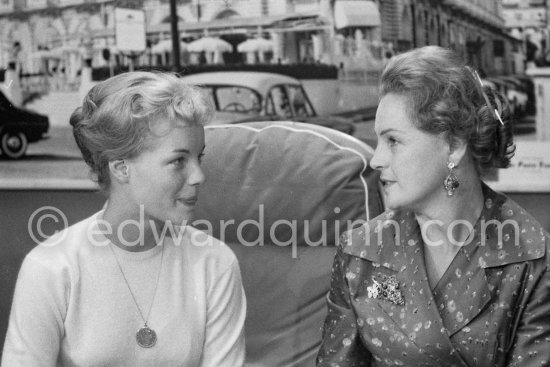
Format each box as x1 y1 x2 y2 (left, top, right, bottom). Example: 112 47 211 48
385 197 408 212
173 210 195 226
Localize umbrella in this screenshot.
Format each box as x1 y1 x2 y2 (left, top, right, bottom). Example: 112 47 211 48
237 37 273 53
187 37 233 53
31 50 62 60
50 45 80 56
151 39 188 54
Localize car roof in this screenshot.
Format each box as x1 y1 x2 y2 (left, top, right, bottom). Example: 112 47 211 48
486 77 511 87
498 76 525 88
481 79 497 89
180 71 301 95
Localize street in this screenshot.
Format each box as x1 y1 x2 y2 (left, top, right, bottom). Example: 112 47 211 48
0 113 537 186
0 127 90 184
0 119 379 185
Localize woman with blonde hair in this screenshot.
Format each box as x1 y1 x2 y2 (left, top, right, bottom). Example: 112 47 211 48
3 71 246 366
317 46 549 366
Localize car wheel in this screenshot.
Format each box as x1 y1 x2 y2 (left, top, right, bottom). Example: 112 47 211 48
1 131 28 159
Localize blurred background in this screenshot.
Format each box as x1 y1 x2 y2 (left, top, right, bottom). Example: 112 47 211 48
1 1 550 362
0 2 548 237
1 0 548 211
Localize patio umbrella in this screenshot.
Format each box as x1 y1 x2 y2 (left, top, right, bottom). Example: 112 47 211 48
237 37 273 53
187 37 233 53
31 50 62 60
151 39 188 54
50 45 81 56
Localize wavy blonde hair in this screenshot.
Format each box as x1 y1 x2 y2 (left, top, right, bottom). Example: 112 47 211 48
70 71 213 192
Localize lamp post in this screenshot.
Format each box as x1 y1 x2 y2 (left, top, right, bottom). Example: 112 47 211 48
170 0 181 71
197 0 202 22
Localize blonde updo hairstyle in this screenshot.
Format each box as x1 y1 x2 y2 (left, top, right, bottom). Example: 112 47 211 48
70 71 213 192
380 46 515 175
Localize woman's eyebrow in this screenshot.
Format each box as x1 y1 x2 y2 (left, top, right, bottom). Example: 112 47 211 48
377 128 403 136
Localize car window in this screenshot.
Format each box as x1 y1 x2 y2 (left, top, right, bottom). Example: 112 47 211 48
213 86 261 113
0 91 11 111
287 85 315 117
201 87 216 108
267 85 292 118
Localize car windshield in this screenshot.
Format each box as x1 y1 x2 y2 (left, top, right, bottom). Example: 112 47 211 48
203 86 262 114
266 85 315 118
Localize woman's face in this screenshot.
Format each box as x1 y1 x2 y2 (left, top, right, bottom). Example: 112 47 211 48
371 93 450 212
124 122 205 226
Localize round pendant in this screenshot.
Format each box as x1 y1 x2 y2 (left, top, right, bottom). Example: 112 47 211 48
136 326 157 348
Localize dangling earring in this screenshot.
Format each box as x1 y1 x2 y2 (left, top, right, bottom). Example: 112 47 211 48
443 162 459 196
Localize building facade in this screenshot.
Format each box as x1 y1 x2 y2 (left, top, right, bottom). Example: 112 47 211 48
0 0 519 87
376 0 521 76
0 0 384 75
501 0 549 67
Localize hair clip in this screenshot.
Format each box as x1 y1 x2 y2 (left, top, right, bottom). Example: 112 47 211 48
467 67 504 126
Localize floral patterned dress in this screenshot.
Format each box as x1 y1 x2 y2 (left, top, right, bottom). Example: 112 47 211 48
317 184 550 367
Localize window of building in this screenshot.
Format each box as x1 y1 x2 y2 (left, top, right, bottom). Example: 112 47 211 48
493 40 505 57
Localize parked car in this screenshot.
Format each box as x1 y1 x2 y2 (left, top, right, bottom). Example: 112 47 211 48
0 90 49 159
500 75 535 115
180 71 355 134
484 76 528 117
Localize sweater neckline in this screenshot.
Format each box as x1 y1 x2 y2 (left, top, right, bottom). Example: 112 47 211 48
91 211 166 261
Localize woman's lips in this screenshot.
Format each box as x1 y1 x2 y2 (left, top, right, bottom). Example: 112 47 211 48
178 197 198 206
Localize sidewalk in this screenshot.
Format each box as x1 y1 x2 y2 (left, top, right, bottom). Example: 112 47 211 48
0 127 95 190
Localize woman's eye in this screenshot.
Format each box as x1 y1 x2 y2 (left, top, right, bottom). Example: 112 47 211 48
171 157 185 166
387 137 398 146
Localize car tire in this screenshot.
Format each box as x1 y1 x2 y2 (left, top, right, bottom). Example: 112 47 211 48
1 131 28 159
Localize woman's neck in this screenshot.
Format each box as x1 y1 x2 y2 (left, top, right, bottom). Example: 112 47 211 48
415 174 484 249
102 197 161 253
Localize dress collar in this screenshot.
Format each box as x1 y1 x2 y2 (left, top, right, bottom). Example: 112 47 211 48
342 183 547 268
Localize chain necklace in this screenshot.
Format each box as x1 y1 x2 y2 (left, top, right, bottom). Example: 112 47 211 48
109 243 165 348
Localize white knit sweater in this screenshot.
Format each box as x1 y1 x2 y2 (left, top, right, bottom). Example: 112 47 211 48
2 212 246 367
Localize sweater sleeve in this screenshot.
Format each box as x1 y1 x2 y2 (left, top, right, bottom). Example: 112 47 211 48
2 254 68 367
199 258 246 367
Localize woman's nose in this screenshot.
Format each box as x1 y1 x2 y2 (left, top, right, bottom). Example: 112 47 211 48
369 145 385 171
189 161 206 186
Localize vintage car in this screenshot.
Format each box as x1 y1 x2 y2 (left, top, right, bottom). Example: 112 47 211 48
0 90 49 159
180 71 355 134
483 77 529 117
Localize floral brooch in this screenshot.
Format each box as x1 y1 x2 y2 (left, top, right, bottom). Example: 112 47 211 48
367 274 404 305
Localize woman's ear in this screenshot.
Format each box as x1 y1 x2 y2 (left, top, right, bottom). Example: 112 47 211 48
109 159 129 184
448 137 468 167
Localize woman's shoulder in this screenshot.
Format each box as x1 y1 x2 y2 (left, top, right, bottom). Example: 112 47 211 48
174 226 239 273
20 213 102 285
481 189 549 268
338 210 409 270
26 212 101 265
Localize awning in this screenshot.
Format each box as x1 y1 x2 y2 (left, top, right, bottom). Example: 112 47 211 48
334 0 381 29
269 13 331 33
147 13 319 36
